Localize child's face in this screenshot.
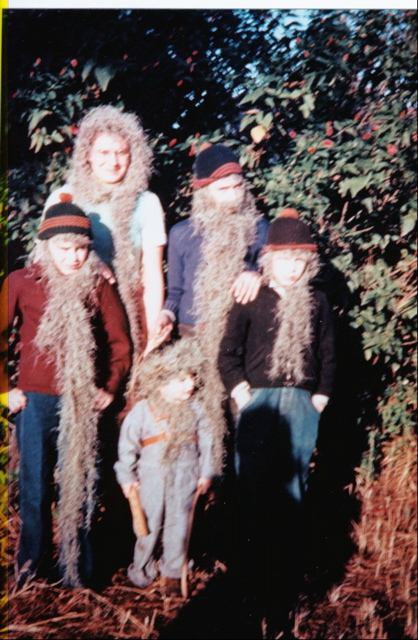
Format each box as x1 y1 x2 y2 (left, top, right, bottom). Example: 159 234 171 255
89 133 131 185
270 253 308 288
47 236 90 275
160 373 196 404
207 173 244 206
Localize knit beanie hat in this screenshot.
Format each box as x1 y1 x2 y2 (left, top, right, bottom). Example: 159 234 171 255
38 202 92 240
263 208 317 253
193 143 242 189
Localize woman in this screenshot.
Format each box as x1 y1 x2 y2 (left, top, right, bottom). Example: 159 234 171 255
44 105 166 356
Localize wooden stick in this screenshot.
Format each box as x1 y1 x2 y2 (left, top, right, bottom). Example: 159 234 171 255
128 485 149 537
181 486 203 599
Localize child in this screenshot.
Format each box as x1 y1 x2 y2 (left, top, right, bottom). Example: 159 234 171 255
217 208 336 631
2 202 132 588
114 338 217 597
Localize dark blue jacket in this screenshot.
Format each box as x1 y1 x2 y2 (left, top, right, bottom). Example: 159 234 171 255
163 216 270 326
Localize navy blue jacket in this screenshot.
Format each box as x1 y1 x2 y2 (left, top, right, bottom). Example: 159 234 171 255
163 216 270 326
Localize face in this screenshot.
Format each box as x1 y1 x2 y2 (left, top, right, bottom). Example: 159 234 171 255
47 236 90 275
207 173 244 206
270 253 308 288
89 133 131 184
160 373 196 404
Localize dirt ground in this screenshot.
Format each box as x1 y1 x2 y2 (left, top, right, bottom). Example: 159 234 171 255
5 427 417 640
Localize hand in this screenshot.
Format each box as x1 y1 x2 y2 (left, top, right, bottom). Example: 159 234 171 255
8 388 28 415
311 394 329 414
94 389 114 411
99 261 116 285
231 271 262 304
233 386 252 412
149 311 174 345
197 477 212 495
121 480 140 500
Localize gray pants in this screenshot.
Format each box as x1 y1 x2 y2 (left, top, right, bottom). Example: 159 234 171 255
127 462 198 588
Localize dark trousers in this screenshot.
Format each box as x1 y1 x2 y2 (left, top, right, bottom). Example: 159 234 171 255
235 387 320 609
15 391 93 584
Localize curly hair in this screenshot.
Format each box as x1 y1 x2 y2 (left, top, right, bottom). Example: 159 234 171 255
66 105 155 355
69 105 153 205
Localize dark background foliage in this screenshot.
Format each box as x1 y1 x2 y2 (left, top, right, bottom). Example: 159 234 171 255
3 6 417 471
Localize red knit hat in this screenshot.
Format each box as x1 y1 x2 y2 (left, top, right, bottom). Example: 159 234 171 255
193 143 242 190
262 208 317 253
38 203 92 240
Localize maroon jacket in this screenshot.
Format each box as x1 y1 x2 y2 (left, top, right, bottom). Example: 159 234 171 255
4 263 132 396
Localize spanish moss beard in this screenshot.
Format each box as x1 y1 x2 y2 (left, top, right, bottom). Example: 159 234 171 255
190 183 261 472
33 241 103 586
128 337 224 475
260 249 321 385
147 389 201 468
190 184 259 357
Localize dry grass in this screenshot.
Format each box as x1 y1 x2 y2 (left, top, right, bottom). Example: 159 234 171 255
4 429 417 639
294 431 417 639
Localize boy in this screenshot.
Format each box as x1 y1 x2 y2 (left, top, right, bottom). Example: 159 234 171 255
114 338 216 597
217 208 336 632
2 202 132 588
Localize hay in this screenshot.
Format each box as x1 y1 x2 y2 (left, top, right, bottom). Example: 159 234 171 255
294 431 417 639
6 428 417 639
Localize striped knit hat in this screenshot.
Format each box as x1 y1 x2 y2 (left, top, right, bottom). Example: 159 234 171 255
193 143 242 190
263 208 317 253
38 202 92 240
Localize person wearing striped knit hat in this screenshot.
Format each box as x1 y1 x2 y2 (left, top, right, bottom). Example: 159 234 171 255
1 202 132 589
218 208 336 637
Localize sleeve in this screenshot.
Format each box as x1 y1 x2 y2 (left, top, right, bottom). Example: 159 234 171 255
133 191 167 248
162 223 185 318
114 402 144 485
244 217 270 272
315 293 337 398
1 273 21 392
217 301 250 395
97 280 133 395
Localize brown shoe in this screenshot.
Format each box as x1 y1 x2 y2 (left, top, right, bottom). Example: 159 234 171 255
165 577 182 597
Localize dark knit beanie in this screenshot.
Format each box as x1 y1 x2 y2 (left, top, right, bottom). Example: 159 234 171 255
193 143 242 189
38 202 92 240
263 208 317 253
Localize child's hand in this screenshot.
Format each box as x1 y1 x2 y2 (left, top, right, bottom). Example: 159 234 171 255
197 477 212 495
99 261 116 285
121 481 140 499
8 388 28 414
150 311 174 346
94 389 114 411
231 271 262 304
231 381 252 412
311 394 329 414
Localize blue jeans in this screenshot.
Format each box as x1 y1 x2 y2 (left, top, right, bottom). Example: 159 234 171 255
234 387 320 605
15 392 93 584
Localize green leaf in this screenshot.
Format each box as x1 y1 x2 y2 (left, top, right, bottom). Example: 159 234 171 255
28 109 52 134
51 131 65 143
239 114 256 132
261 112 274 129
94 66 115 92
338 174 370 198
239 87 265 105
82 59 95 82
